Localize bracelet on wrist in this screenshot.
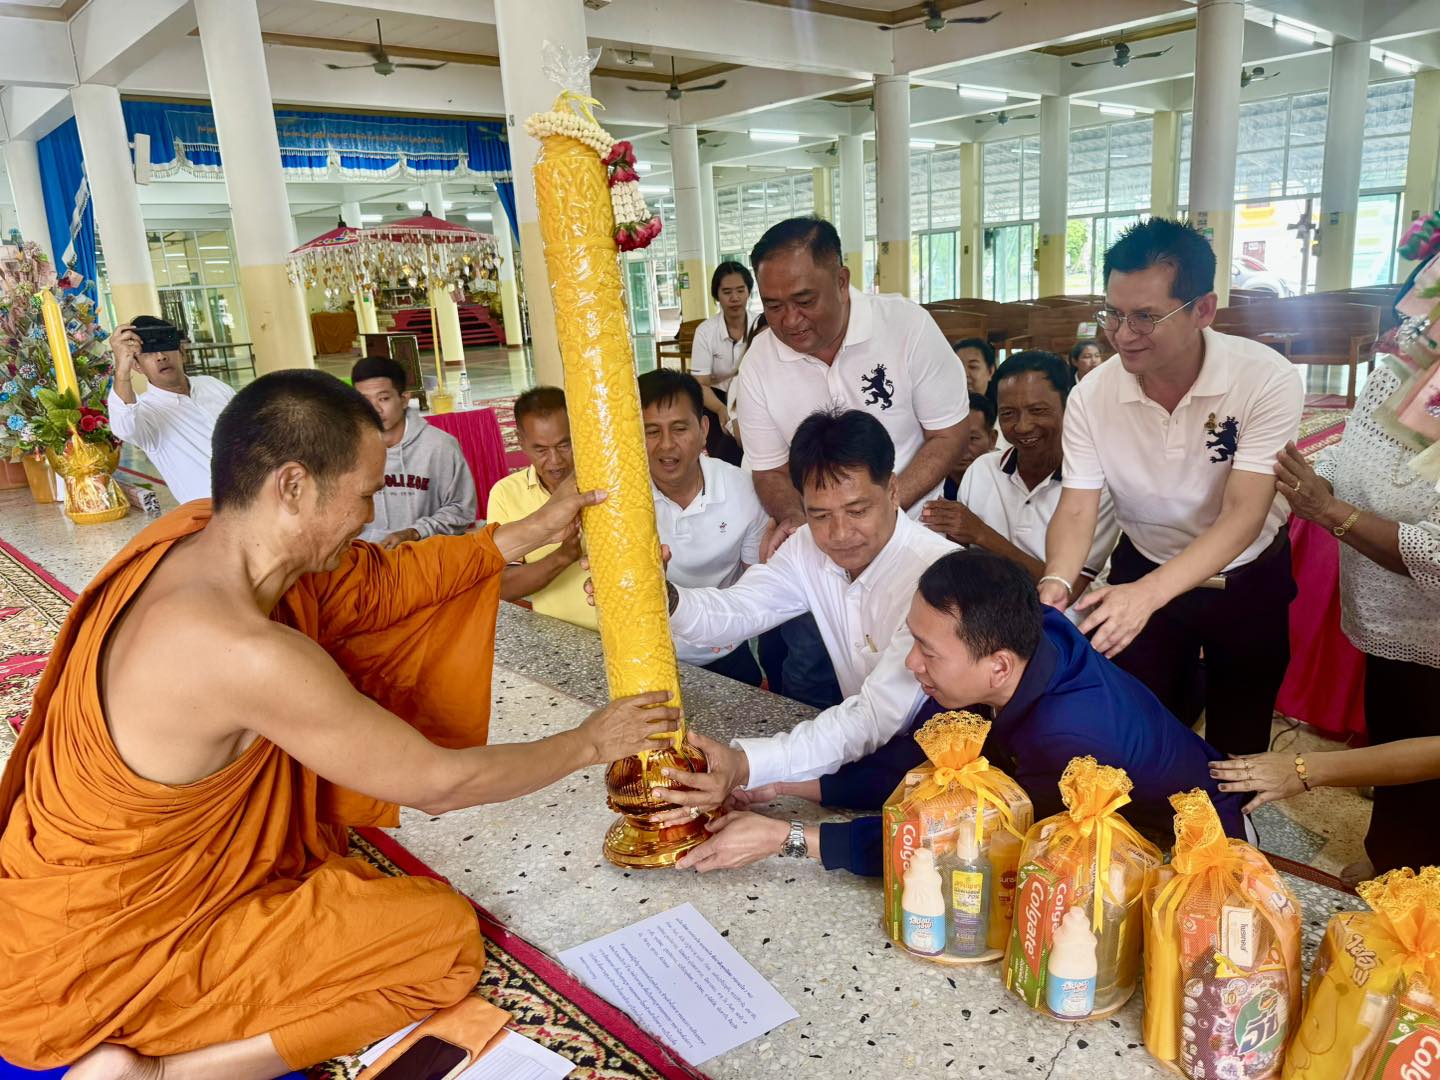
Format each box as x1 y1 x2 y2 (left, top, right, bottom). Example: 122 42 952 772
1038 574 1073 595
1331 507 1361 539
1294 754 1312 792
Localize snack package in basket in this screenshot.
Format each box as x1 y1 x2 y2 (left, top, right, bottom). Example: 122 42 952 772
1003 756 1162 1020
1283 866 1440 1080
1143 789 1302 1079
881 710 1033 963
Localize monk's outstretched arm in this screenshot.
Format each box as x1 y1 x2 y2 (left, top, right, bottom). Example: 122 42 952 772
241 626 674 814
300 486 608 637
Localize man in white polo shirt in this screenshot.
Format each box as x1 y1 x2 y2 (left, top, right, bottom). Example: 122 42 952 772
924 350 1118 594
638 368 770 686
106 316 236 504
1043 218 1304 756
647 408 956 818
732 216 969 709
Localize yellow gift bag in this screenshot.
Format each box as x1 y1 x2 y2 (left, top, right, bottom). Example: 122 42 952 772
1143 789 1302 1079
881 710 1033 963
1004 756 1162 1020
1284 866 1440 1080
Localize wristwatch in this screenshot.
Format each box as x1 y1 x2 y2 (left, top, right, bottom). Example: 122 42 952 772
778 820 807 859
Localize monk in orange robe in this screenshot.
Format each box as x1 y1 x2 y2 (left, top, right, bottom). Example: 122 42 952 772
0 370 678 1080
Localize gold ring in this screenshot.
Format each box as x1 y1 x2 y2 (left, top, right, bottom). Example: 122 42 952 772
688 807 700 819
1291 480 1302 492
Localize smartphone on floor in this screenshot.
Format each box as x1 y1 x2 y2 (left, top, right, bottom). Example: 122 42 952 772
369 1033 471 1080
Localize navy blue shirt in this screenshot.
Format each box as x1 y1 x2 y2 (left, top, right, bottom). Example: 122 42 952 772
817 608 1246 876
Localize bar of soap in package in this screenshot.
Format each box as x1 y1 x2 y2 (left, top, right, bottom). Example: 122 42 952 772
882 710 1033 964
1142 789 1302 1080
1284 866 1440 1080
1004 756 1161 1020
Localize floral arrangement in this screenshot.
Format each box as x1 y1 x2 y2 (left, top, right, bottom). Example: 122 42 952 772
0 241 114 458
525 91 662 253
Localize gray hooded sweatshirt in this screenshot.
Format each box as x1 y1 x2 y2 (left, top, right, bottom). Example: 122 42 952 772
359 410 477 542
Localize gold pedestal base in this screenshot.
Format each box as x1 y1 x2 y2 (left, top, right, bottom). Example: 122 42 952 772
602 813 709 869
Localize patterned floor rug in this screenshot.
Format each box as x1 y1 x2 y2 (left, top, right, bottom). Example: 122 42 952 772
0 539 706 1080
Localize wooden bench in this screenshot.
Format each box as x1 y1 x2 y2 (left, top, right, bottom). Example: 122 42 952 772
926 308 989 345
1211 299 1381 406
656 318 703 373
1315 287 1401 339
1004 303 1103 357
930 299 1036 354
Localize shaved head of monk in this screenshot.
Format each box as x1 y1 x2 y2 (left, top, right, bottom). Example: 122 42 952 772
0 371 681 1080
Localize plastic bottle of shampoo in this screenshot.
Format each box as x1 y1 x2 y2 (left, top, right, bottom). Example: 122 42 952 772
901 847 946 956
1046 905 1099 1019
943 819 992 958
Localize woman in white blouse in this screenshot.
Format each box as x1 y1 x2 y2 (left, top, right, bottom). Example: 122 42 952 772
689 261 754 465
1241 353 1440 877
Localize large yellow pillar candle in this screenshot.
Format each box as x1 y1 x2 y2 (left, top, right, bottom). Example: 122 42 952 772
532 128 706 868
40 292 80 402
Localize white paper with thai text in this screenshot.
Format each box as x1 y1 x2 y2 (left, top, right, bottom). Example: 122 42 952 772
558 902 797 1065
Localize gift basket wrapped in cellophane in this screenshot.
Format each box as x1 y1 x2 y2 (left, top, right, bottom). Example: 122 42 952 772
1283 866 1440 1080
881 710 1032 963
1143 789 1302 1079
1004 756 1162 1020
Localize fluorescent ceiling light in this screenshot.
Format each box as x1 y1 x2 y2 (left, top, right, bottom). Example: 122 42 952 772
204 260 230 265
406 200 454 211
359 213 384 223
634 161 653 173
1099 104 1136 118
750 129 800 144
465 211 493 222
910 139 936 150
198 245 229 251
959 86 1007 103
1382 53 1418 74
1272 17 1316 44
639 184 671 194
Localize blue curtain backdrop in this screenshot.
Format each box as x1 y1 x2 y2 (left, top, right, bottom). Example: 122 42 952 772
34 118 98 300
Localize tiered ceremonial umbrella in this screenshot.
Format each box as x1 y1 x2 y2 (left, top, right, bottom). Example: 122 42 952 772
286 218 380 334
356 210 502 409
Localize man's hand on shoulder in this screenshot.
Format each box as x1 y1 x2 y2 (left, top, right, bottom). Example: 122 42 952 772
378 528 421 549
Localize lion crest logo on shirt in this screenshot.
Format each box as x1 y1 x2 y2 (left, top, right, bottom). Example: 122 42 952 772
1204 413 1239 463
861 364 895 411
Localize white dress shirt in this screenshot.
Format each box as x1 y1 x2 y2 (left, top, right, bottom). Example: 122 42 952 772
689 311 750 394
1061 327 1304 571
732 289 969 516
106 375 236 504
668 510 957 788
958 447 1120 579
656 457 770 665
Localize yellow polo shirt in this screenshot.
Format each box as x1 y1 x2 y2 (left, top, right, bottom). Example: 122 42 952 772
486 466 599 631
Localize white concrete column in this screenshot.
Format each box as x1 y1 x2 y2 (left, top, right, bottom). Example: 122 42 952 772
1150 111 1181 221
1038 95 1070 296
959 141 982 298
2 139 53 264
193 0 313 372
669 123 708 322
1315 39 1370 291
699 162 719 313
838 134 866 287
0 203 15 239
70 85 159 324
874 74 912 296
422 180 468 388
494 0 588 388
489 198 524 350
339 199 379 334
1187 0 1246 306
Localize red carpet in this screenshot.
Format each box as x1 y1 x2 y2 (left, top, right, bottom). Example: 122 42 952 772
0 539 707 1080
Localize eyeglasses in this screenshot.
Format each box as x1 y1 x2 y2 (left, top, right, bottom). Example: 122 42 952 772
1097 298 1196 337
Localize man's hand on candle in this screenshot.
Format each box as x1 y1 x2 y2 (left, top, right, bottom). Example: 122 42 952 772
655 731 747 822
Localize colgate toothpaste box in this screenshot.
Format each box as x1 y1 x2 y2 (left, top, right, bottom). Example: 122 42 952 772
1006 860 1072 1008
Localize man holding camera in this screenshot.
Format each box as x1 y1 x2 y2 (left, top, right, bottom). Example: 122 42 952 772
107 315 236 504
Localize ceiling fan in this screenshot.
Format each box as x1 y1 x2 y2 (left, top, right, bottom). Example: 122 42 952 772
323 20 449 75
1071 39 1174 69
627 58 728 101
879 2 1001 32
974 109 1037 126
807 143 839 157
659 132 728 149
1241 65 1280 88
